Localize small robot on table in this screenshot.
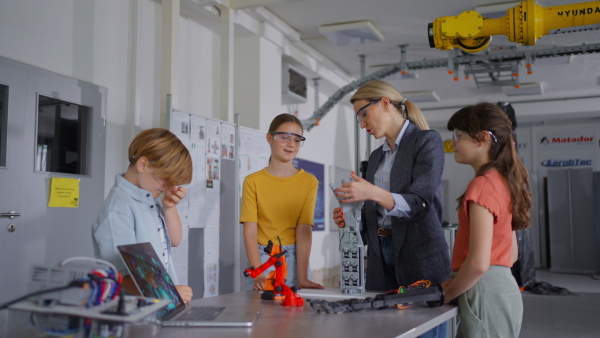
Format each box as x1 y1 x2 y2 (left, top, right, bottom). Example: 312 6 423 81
243 238 304 307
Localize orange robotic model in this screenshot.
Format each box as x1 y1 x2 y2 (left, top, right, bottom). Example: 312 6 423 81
243 239 304 307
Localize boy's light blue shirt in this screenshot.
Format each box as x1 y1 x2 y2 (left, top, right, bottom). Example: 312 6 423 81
92 174 179 284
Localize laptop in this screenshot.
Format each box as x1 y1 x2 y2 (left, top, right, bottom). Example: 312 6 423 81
117 242 261 327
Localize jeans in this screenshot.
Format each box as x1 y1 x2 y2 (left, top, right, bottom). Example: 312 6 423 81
420 322 448 338
380 236 398 291
380 236 448 338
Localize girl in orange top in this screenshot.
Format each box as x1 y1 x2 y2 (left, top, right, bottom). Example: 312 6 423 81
442 103 531 338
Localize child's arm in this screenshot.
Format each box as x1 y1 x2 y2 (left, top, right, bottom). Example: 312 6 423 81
442 202 493 303
296 223 324 289
162 186 186 247
243 222 266 290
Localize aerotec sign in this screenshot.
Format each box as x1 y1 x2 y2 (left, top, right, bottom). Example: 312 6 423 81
540 158 593 167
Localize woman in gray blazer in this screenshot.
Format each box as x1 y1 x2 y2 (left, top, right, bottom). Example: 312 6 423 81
333 80 450 338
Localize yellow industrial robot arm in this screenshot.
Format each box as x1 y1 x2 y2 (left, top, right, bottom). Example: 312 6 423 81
428 0 600 53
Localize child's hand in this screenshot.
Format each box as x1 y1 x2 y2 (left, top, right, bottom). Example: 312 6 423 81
175 285 193 303
333 207 345 228
163 186 187 209
252 274 266 290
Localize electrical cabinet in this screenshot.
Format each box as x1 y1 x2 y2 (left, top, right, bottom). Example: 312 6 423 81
547 168 597 274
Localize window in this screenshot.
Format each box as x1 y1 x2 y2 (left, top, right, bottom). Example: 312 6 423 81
36 95 90 175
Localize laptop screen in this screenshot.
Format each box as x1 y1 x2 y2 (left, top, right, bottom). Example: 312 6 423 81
117 242 185 318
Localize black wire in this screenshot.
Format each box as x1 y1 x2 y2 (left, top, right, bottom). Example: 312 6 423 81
0 280 85 311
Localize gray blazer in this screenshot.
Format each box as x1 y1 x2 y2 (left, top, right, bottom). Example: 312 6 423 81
363 122 450 291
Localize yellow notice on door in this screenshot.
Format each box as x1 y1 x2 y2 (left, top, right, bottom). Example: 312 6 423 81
48 178 80 208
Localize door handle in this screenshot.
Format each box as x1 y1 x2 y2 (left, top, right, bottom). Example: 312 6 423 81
1 211 20 219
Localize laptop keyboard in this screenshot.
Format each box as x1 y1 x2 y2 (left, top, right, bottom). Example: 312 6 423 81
177 306 225 321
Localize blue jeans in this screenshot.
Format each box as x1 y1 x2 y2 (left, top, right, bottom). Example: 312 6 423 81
380 236 448 338
420 322 448 338
380 236 398 291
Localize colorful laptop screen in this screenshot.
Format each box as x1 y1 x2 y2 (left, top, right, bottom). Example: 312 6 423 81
117 242 184 317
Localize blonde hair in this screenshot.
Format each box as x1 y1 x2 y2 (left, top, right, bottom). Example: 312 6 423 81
350 80 429 130
128 128 192 187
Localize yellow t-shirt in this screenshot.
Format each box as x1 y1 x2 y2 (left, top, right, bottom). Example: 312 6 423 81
240 168 318 246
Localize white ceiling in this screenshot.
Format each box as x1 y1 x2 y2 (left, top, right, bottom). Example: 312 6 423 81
261 0 600 124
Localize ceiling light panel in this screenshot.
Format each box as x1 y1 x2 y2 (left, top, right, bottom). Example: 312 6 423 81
401 90 440 103
319 21 384 45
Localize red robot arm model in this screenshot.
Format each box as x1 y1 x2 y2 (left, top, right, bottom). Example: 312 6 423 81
243 239 304 307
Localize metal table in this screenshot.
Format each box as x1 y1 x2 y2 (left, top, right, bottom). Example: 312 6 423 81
2 289 458 338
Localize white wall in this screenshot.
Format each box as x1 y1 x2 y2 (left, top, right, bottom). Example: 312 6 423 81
0 0 135 193
0 0 356 283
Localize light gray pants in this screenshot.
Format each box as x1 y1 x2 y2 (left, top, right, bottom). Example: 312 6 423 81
457 266 523 338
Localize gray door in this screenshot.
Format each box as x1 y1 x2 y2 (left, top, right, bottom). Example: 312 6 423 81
547 168 597 274
0 56 106 304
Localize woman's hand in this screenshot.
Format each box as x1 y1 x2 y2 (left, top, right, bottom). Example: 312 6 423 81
163 186 186 209
334 172 376 204
332 207 346 228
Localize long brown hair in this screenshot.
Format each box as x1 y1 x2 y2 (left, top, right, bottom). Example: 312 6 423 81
350 80 429 130
447 103 531 230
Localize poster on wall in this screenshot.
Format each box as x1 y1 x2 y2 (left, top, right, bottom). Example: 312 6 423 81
170 110 191 223
171 109 191 142
203 226 220 297
204 119 221 227
204 261 219 298
170 109 192 284
220 123 235 160
293 158 325 231
239 127 270 197
188 115 207 229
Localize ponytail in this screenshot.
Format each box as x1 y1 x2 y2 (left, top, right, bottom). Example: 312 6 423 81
350 80 430 130
402 100 429 130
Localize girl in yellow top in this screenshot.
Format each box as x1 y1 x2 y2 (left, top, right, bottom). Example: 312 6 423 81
240 114 324 291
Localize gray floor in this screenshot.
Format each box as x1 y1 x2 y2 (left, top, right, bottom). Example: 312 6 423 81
520 269 600 337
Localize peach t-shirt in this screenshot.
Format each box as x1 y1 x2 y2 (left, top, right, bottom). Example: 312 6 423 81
451 170 513 271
